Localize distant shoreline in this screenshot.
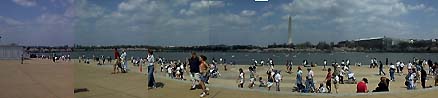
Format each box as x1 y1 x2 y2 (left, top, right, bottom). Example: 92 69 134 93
27 48 438 53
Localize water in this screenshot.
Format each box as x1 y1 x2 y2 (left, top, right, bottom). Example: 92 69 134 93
35 51 438 65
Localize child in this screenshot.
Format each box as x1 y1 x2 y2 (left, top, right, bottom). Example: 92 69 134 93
317 83 328 93
248 67 256 88
176 66 181 79
274 70 282 91
167 64 174 79
237 68 245 88
259 77 267 87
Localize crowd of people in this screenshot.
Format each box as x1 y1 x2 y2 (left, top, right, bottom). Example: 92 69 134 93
76 50 438 97
231 57 438 94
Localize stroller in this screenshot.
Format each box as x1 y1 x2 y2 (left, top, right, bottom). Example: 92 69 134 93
346 71 357 84
209 64 221 78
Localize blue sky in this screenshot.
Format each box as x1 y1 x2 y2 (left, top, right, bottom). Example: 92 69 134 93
0 0 74 46
1 0 438 46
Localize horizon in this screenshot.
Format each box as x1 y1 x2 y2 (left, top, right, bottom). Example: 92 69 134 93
1 0 438 46
19 36 438 47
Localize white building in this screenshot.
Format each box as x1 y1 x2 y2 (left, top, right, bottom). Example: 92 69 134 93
0 45 24 59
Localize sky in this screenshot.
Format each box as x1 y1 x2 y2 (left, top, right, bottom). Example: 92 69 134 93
1 0 438 46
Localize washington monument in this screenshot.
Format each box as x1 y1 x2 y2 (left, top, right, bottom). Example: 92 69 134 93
287 16 292 45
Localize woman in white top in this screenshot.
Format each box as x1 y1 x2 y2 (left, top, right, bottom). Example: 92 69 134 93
274 71 282 91
147 50 156 89
237 68 245 88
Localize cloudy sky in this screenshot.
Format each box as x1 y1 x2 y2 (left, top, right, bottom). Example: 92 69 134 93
1 0 438 46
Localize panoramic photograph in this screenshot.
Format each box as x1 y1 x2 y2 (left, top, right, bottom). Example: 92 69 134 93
1 0 438 98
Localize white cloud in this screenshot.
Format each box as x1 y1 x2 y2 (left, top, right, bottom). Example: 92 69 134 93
12 0 37 7
240 10 256 16
261 24 277 31
407 4 425 10
281 0 337 13
220 14 251 25
281 0 419 17
37 13 71 24
190 0 224 10
0 16 23 25
290 15 321 21
179 9 195 16
280 0 434 39
71 0 438 45
75 0 106 18
261 12 274 17
118 0 151 11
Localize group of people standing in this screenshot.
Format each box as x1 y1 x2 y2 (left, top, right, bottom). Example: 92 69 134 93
82 50 438 96
111 48 128 74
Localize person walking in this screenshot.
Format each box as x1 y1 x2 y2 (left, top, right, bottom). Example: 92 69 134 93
120 49 128 73
112 48 121 74
199 55 210 97
325 68 332 93
189 52 201 90
237 68 245 88
389 63 396 81
379 61 386 76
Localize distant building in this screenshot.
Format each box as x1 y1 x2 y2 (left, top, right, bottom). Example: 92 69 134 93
0 44 24 59
337 40 353 47
352 36 400 50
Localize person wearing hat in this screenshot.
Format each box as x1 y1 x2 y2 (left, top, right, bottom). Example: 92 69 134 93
357 78 369 93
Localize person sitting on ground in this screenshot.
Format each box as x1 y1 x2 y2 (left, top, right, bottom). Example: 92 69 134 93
259 77 267 87
372 77 390 92
356 78 369 93
317 83 329 93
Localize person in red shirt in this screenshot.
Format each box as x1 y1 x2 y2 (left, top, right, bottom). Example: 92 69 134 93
325 68 332 93
112 48 121 74
357 78 369 93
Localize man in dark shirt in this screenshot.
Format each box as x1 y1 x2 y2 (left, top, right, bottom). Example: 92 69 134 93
421 68 427 88
379 61 386 76
189 52 200 90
